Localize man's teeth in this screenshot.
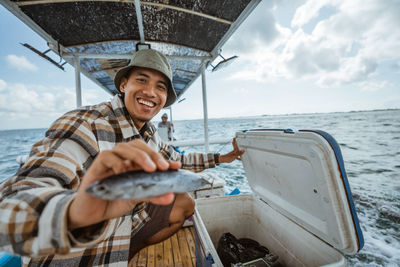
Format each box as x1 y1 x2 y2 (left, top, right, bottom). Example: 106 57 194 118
138 99 155 107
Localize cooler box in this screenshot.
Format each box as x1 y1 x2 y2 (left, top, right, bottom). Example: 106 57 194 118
193 171 226 199
193 129 364 266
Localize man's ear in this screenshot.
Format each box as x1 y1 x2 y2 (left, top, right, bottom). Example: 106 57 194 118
119 77 127 93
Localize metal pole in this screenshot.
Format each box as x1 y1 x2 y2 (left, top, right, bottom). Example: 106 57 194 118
134 0 145 43
201 65 210 153
169 106 174 140
74 56 82 107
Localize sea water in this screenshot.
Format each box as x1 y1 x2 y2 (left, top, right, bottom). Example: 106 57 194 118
0 110 399 266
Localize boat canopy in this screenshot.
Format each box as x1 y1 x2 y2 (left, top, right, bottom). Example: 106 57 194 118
2 0 260 100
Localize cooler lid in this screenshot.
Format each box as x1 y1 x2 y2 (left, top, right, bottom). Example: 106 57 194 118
236 129 364 255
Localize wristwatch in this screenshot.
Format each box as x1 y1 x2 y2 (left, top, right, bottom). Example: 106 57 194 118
214 153 220 165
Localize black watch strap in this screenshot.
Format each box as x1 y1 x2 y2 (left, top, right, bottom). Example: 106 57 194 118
214 153 220 165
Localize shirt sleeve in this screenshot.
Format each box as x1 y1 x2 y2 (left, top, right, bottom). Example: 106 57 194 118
0 111 113 257
156 137 217 172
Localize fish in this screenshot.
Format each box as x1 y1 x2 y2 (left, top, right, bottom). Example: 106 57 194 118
86 169 210 200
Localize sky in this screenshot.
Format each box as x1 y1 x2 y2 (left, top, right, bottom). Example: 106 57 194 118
0 0 399 130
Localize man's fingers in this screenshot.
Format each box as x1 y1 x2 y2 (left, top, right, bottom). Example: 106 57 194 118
83 151 127 185
126 140 169 170
232 137 237 145
112 140 170 171
232 138 245 156
122 160 140 172
89 139 180 177
113 143 157 172
232 138 240 151
167 160 182 170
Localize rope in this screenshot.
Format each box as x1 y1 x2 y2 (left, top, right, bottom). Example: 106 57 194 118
216 140 231 153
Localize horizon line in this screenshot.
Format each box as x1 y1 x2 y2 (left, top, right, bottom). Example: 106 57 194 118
1 107 399 131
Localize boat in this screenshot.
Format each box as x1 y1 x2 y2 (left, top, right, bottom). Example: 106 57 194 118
0 0 364 266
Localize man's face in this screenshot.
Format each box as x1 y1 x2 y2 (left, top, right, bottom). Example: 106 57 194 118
119 67 168 128
162 117 167 123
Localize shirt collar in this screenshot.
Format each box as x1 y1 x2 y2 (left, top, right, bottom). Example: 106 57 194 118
111 95 156 141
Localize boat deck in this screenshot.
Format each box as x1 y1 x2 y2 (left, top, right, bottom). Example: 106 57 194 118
129 226 196 267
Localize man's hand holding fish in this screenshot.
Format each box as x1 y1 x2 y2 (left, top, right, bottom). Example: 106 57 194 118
67 139 178 230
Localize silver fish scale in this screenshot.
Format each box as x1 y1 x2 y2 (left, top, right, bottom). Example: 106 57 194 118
86 169 210 200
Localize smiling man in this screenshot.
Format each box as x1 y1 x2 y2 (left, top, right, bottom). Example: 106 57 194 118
0 49 244 266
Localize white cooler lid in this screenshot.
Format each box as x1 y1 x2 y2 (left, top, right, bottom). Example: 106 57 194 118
236 129 364 255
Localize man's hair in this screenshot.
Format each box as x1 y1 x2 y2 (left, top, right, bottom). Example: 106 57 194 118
124 68 136 80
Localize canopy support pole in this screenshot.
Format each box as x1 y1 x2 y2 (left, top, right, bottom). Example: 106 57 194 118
169 106 174 140
134 0 145 43
169 106 173 122
74 56 82 107
201 65 210 153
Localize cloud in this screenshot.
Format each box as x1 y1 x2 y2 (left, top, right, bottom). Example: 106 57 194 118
233 87 250 94
0 81 113 128
359 80 390 92
291 0 334 28
391 62 400 69
223 1 280 54
0 79 6 91
83 87 112 103
317 56 378 87
6 54 38 72
0 82 75 117
226 0 400 88
282 29 342 76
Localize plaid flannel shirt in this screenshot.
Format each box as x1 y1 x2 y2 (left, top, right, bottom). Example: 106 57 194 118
0 95 217 266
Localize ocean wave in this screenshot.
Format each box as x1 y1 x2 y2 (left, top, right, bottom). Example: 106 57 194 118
339 143 359 150
359 168 394 174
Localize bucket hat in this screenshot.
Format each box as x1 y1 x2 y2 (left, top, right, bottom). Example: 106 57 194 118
114 49 176 107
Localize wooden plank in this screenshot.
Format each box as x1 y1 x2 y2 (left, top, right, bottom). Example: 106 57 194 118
129 226 195 267
163 237 174 267
147 244 155 267
185 227 196 259
155 241 164 267
189 225 197 266
190 226 195 239
178 229 193 267
128 251 139 267
137 247 148 267
170 233 183 267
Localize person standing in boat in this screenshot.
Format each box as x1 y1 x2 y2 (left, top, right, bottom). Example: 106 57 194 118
0 49 244 266
158 112 175 141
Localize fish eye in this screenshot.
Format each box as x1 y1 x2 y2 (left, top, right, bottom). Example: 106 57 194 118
96 185 107 192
